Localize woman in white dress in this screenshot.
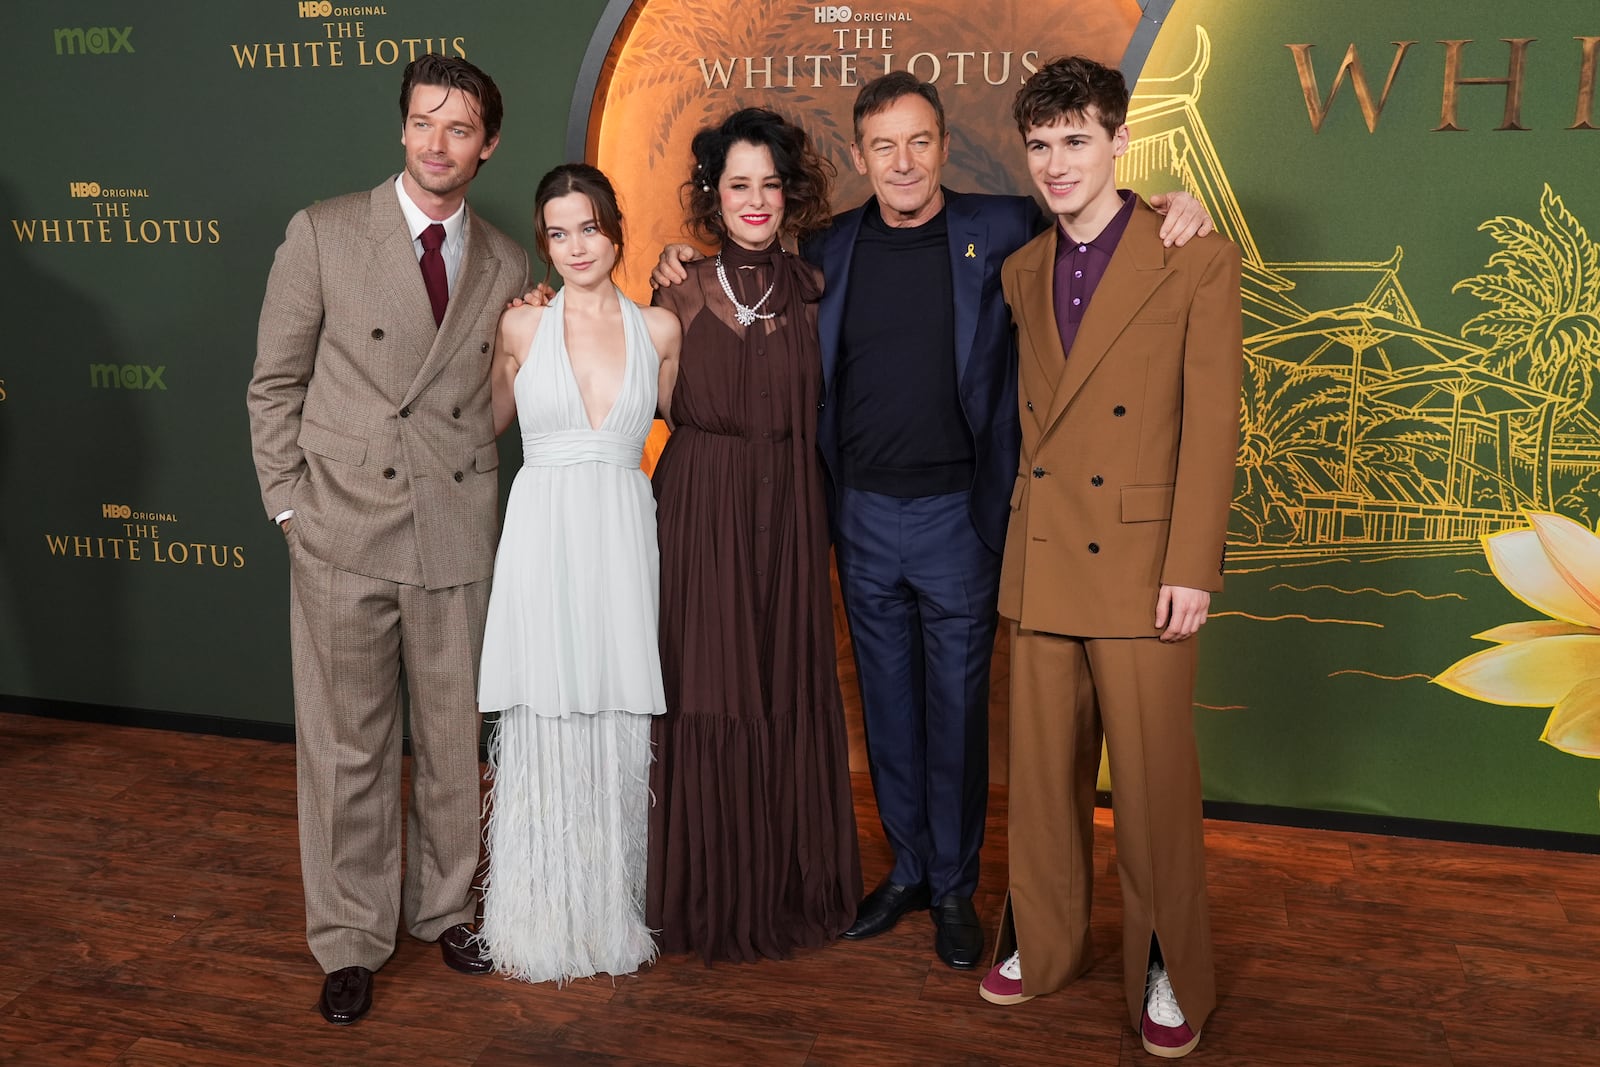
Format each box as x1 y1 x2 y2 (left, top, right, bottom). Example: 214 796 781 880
475 163 682 983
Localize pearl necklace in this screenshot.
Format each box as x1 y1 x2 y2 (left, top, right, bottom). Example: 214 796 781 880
715 253 776 327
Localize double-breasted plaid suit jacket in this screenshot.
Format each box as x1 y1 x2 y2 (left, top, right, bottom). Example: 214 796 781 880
249 178 529 589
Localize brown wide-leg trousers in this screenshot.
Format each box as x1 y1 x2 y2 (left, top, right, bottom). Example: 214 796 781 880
1002 622 1216 1033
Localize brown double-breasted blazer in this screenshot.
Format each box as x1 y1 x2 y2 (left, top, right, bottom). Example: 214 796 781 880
997 198 1242 636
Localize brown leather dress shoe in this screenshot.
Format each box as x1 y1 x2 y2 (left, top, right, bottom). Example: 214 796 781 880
439 923 493 975
318 966 373 1025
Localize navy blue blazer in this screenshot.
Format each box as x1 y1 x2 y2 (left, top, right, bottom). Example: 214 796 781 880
802 188 1048 554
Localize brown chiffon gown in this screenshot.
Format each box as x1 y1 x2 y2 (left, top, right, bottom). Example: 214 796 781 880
647 240 861 962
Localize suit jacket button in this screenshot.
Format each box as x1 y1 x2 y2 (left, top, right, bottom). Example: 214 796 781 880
1026 400 1034 411
453 470 464 483
1088 542 1100 553
1032 466 1046 478
383 467 396 479
480 342 490 353
371 328 384 340
452 407 462 419
1113 405 1127 416
399 406 411 418
1091 475 1104 486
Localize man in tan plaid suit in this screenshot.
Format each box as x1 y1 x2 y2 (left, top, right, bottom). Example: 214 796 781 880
247 54 528 1026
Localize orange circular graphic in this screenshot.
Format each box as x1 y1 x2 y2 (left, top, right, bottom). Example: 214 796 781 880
587 0 1142 302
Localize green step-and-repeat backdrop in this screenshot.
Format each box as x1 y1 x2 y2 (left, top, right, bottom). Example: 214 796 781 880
4 1 1598 837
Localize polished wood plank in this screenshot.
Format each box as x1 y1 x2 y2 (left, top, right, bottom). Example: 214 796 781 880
0 1017 135 1067
117 1037 306 1067
3 710 1599 1066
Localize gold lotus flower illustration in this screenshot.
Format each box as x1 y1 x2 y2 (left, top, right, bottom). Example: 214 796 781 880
1435 512 1600 758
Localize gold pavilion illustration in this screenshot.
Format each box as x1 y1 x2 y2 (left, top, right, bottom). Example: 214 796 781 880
1128 29 1600 563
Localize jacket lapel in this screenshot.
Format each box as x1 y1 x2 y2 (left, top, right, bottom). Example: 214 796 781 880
945 189 984 386
816 204 865 391
1012 231 1066 404
1040 201 1171 441
367 181 436 368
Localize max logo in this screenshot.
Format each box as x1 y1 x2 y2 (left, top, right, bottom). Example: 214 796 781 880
54 27 134 56
89 364 166 390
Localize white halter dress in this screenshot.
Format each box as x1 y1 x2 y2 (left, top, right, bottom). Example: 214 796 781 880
476 286 665 983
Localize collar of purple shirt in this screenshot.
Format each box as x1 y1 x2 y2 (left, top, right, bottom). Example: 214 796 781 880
1053 189 1136 359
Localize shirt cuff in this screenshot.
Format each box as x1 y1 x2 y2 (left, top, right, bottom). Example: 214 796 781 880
273 509 295 525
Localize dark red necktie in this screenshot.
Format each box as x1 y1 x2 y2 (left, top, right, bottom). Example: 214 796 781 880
419 223 448 327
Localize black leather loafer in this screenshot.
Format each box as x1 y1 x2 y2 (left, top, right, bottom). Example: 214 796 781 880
842 880 931 940
439 923 493 975
931 896 983 969
317 965 373 1025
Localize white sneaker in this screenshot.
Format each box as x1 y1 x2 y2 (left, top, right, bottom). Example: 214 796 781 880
1141 963 1200 1058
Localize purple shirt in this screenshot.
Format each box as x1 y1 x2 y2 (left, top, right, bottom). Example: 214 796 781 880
1053 190 1136 359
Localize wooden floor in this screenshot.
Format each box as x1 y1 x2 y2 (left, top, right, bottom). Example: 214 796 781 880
4 712 1599 1066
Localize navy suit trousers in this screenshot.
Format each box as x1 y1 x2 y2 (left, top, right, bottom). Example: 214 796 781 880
834 486 1000 902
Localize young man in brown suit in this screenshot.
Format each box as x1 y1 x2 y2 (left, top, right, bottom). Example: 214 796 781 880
247 55 529 1025
977 56 1241 1060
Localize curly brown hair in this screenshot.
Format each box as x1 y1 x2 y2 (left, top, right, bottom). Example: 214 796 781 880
682 108 834 244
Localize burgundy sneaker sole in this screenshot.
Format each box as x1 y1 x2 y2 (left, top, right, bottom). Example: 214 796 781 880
1140 1024 1201 1059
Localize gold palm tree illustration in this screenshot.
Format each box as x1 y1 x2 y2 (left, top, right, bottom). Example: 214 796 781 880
1234 351 1461 546
1454 184 1600 508
1232 353 1345 543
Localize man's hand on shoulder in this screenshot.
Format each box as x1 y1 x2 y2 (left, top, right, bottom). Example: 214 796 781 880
506 281 555 311
651 244 703 291
1147 191 1214 248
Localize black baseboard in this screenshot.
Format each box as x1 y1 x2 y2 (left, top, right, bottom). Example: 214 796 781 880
1092 790 1600 855
5 694 295 744
1204 798 1600 855
10 697 1597 855
2 695 437 759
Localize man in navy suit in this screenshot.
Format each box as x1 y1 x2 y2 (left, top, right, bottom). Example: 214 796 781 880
654 73 1208 970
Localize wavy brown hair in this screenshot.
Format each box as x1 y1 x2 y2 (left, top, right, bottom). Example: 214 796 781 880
683 108 834 245
1012 55 1128 138
399 53 504 153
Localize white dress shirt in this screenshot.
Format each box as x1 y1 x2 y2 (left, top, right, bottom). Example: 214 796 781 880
394 174 467 295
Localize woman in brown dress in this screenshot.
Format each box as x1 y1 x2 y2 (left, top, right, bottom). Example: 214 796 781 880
647 108 862 962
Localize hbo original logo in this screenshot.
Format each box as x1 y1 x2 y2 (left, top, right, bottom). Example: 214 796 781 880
814 5 853 23
298 1 333 16
68 181 101 198
102 504 132 519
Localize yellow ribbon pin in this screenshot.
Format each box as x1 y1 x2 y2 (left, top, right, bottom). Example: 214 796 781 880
965 243 976 258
